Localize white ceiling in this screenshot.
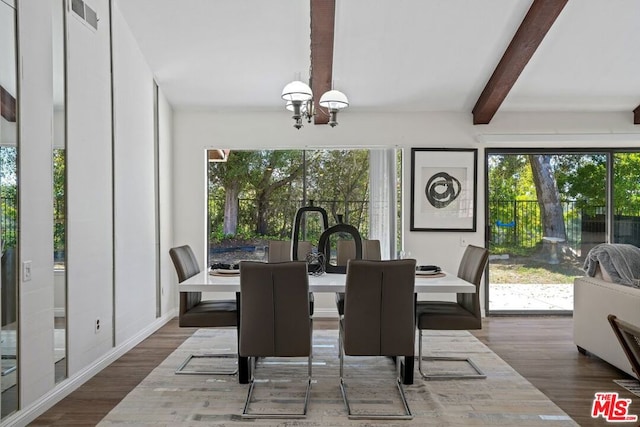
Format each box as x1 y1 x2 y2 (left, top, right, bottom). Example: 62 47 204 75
115 0 640 117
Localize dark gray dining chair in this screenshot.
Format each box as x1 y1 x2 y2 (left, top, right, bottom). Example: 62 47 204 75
169 245 237 375
416 244 489 380
239 261 312 418
267 240 312 263
339 259 416 420
267 240 314 315
335 239 381 316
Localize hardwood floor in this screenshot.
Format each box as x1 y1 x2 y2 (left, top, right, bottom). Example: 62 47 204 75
31 316 636 426
472 316 637 427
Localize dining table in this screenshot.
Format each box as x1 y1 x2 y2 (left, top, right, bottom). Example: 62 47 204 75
179 269 476 384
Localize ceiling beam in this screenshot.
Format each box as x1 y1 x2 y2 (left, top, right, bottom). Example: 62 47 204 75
0 85 17 123
472 0 568 125
310 0 335 125
634 105 640 124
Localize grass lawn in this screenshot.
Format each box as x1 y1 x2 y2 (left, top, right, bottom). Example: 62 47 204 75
489 254 584 284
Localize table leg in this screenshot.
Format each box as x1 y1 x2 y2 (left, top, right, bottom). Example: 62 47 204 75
236 292 250 384
402 355 414 385
402 293 416 384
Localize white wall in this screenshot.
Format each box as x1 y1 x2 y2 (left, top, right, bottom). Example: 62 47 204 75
111 2 157 345
172 109 640 316
17 0 55 407
5 1 174 424
66 0 114 375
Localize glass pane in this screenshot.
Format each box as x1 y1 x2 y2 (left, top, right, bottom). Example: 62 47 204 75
613 152 640 247
53 0 67 384
0 0 18 417
487 153 606 312
206 149 372 267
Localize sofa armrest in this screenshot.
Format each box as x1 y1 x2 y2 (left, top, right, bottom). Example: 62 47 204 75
574 276 640 377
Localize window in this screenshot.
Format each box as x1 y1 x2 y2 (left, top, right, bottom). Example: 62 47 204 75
206 148 400 267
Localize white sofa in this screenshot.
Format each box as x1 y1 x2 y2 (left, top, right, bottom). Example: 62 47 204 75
574 270 640 377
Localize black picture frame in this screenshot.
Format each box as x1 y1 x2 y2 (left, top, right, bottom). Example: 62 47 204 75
410 148 477 232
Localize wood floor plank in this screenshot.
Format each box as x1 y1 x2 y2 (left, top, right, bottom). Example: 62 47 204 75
29 316 637 426
472 317 636 427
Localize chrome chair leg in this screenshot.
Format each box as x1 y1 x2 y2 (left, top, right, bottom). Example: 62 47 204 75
339 357 413 420
241 355 312 419
175 353 238 375
418 330 486 380
338 326 413 420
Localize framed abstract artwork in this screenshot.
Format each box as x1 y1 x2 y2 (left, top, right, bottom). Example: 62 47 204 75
410 148 477 231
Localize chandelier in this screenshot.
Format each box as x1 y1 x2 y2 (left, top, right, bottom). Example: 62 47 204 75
281 81 349 129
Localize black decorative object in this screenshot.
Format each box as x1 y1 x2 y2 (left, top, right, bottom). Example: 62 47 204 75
410 148 477 231
317 216 362 274
291 200 329 260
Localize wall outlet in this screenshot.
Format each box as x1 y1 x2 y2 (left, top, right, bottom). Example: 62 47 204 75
22 261 32 282
95 318 101 333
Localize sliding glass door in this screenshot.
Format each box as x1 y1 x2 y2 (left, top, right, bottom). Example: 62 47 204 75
486 150 608 313
612 153 640 247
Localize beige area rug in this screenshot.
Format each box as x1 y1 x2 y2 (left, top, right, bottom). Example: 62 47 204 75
614 379 640 397
98 329 577 426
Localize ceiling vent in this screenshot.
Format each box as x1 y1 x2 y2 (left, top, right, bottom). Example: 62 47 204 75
71 0 84 18
70 0 98 31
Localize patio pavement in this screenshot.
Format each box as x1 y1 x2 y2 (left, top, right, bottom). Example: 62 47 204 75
489 283 573 311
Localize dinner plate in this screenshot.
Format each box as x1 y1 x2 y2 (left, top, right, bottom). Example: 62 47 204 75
210 268 240 275
415 270 442 276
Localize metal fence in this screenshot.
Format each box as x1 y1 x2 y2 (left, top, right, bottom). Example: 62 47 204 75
207 197 370 242
1 196 65 259
490 200 591 252
490 200 640 253
1 196 17 249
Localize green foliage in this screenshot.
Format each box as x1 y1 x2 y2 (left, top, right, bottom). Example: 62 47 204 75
208 149 372 243
613 153 640 214
0 147 17 248
306 149 369 228
0 147 17 187
0 148 66 254
554 154 606 211
553 153 640 215
53 149 66 252
487 155 528 200
489 151 640 253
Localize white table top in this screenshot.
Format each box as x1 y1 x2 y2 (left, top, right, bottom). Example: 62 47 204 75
179 270 475 293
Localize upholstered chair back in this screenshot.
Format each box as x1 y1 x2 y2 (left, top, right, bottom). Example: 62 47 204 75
456 245 489 321
169 245 203 318
342 259 416 356
239 261 311 357
268 240 313 262
337 239 381 265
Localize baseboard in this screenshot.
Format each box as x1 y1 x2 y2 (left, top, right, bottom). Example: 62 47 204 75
3 308 178 427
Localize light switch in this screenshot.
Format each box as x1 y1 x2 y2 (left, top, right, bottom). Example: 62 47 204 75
22 260 32 282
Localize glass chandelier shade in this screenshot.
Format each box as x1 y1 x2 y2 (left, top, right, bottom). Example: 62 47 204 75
281 81 313 102
281 82 348 129
319 89 349 110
